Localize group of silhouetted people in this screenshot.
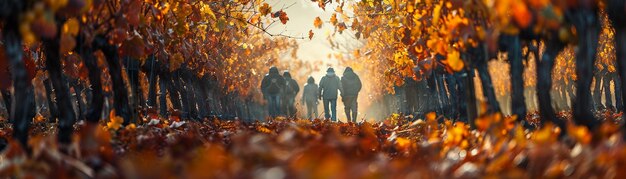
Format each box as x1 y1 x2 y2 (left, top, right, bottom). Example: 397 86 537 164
261 67 362 122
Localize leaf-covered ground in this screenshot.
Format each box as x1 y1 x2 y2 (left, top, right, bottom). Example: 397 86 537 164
1 111 626 178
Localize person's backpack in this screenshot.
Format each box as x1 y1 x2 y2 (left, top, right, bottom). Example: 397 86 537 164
344 77 358 88
267 77 281 94
284 80 295 95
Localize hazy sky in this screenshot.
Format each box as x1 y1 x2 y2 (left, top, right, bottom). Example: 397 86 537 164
265 0 359 78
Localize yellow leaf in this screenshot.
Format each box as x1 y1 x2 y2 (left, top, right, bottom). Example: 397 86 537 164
568 124 592 144
395 137 411 150
532 123 557 144
126 123 137 130
257 126 271 133
200 2 216 20
407 2 414 12
106 111 124 130
432 3 442 25
62 18 80 36
514 124 528 146
447 49 464 71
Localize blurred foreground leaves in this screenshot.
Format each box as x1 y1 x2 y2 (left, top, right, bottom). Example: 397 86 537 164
1 111 626 178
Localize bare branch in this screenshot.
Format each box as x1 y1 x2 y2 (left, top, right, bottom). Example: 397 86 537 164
213 11 307 39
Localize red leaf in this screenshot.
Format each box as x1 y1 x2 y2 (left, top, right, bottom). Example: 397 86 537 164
120 35 146 59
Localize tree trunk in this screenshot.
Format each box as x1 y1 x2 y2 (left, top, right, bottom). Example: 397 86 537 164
159 72 169 116
98 42 133 125
436 73 449 117
181 67 198 120
437 72 451 118
202 75 215 116
537 37 567 133
172 70 190 119
125 57 143 113
1 89 11 119
615 75 622 111
570 9 601 130
79 44 104 123
159 70 182 116
43 78 59 122
476 60 501 114
444 73 458 118
450 71 465 122
193 75 208 118
465 68 478 128
503 35 528 120
592 72 603 110
70 79 86 121
603 74 615 110
471 44 501 114
606 0 626 139
4 23 34 148
146 55 158 107
43 37 77 144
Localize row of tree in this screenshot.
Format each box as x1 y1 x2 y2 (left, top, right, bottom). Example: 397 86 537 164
316 0 626 139
0 0 305 149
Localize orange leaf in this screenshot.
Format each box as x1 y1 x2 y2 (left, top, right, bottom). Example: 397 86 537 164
259 3 271 16
512 2 532 29
314 16 323 29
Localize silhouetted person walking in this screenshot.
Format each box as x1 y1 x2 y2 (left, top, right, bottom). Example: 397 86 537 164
282 71 299 117
302 76 319 120
261 67 285 118
341 67 361 122
319 68 342 121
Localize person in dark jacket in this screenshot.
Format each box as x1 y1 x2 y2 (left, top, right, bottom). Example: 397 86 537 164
261 67 285 118
319 67 342 121
302 76 319 120
341 67 362 122
282 71 300 116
